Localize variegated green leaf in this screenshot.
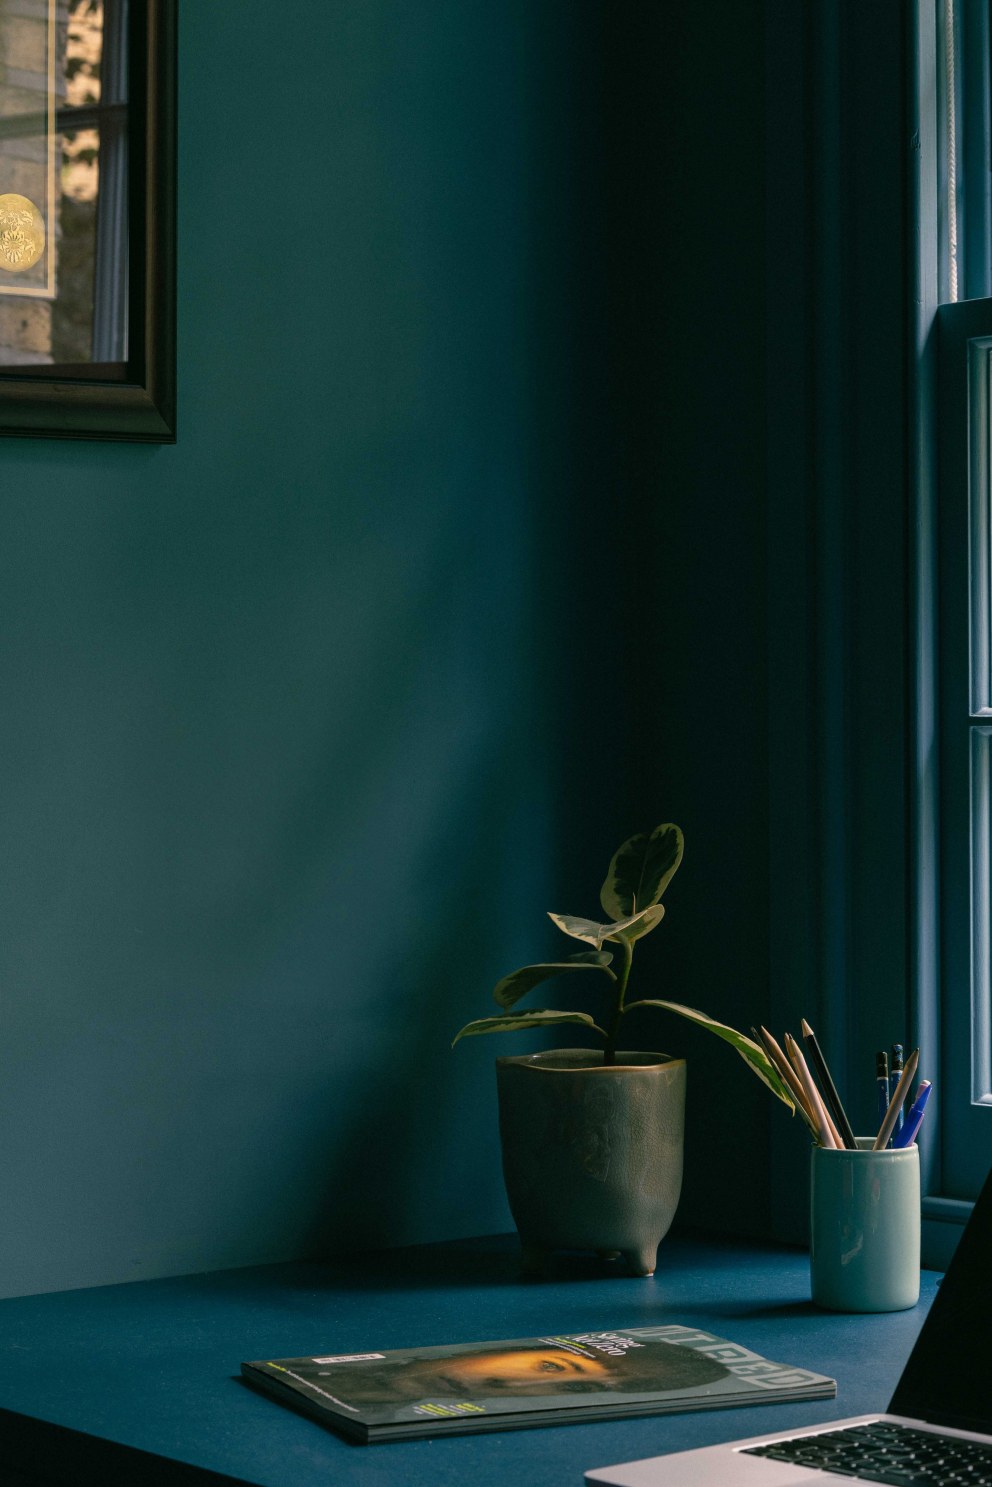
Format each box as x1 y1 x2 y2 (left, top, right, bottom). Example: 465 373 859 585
610 904 665 944
624 999 795 1111
451 1009 607 1046
548 905 665 949
600 824 684 920
493 952 615 1010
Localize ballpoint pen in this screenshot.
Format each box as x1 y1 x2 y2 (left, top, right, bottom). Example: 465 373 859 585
876 1050 890 1129
889 1044 905 1140
892 1081 933 1148
873 1048 920 1150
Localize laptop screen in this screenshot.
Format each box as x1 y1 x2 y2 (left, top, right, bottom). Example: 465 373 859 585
890 1163 992 1434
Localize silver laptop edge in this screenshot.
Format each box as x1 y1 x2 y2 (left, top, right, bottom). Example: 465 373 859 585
585 1161 992 1485
585 1412 992 1486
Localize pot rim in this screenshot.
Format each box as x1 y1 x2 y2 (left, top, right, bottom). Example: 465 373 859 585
810 1142 919 1160
495 1048 684 1074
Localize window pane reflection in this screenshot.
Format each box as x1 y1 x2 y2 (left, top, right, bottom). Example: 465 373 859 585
0 0 128 370
51 123 97 361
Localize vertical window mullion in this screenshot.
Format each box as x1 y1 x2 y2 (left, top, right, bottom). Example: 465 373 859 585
971 727 992 1103
970 342 990 713
938 0 962 300
962 0 992 300
91 0 128 362
969 344 992 1109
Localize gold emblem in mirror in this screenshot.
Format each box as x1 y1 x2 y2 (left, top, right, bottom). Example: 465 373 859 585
0 194 46 273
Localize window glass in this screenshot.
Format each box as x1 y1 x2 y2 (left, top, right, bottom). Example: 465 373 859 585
937 306 992 1198
930 0 992 1204
0 0 127 369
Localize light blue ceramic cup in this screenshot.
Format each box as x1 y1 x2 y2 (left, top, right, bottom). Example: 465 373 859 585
809 1138 920 1312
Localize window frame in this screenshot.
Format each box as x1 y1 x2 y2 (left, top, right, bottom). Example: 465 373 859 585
935 304 992 1204
0 0 176 442
916 0 992 1259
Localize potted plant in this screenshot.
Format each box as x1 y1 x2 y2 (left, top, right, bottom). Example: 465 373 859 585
453 823 792 1275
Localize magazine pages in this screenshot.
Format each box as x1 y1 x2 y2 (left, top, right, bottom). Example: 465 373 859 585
242 1324 836 1443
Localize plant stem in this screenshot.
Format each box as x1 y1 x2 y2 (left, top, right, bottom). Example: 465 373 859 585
603 937 635 1065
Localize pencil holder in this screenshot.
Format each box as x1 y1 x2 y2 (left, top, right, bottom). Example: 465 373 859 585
809 1138 920 1313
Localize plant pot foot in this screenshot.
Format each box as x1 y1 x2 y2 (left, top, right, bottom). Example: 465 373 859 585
598 1249 622 1263
623 1246 658 1277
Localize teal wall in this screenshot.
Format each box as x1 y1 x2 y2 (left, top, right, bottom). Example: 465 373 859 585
0 0 773 1298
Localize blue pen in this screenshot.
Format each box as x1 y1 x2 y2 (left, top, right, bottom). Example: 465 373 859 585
876 1050 890 1128
893 1081 932 1148
889 1044 905 1140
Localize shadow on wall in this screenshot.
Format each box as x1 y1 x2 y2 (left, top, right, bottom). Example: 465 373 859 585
301 773 536 1260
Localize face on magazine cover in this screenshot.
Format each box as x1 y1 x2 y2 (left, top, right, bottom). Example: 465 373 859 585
321 1340 729 1402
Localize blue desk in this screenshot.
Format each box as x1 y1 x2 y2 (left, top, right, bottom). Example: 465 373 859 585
0 1233 937 1486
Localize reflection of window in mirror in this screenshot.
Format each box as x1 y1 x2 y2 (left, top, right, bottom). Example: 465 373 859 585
0 0 128 373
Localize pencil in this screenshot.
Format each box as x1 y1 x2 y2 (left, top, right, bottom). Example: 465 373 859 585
801 1018 857 1149
873 1047 920 1150
763 1026 835 1146
753 1026 821 1139
785 1032 841 1148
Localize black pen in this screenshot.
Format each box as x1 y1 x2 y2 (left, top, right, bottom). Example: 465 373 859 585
876 1050 890 1129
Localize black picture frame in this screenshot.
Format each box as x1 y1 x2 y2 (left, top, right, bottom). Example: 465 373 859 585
0 0 176 443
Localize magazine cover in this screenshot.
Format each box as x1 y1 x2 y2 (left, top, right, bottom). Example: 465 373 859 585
242 1325 836 1443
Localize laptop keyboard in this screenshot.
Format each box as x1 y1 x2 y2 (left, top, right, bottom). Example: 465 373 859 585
742 1420 992 1485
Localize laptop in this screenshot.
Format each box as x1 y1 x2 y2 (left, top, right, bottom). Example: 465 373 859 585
586 1163 992 1487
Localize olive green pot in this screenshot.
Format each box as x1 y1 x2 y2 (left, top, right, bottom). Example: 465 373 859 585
495 1049 686 1276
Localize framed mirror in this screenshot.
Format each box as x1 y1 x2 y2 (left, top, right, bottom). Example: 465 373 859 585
0 0 175 441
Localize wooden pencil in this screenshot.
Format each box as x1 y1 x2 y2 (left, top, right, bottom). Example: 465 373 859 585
785 1032 841 1149
757 1026 824 1141
756 1026 814 1119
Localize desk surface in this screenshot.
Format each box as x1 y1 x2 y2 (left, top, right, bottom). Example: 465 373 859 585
0 1232 937 1487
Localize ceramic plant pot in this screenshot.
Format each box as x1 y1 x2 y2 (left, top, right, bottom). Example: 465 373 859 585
495 1049 686 1276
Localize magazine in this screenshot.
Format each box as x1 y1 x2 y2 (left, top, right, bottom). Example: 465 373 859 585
242 1325 836 1443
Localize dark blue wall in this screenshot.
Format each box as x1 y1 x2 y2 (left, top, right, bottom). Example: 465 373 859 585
0 0 772 1298
568 1 771 1236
